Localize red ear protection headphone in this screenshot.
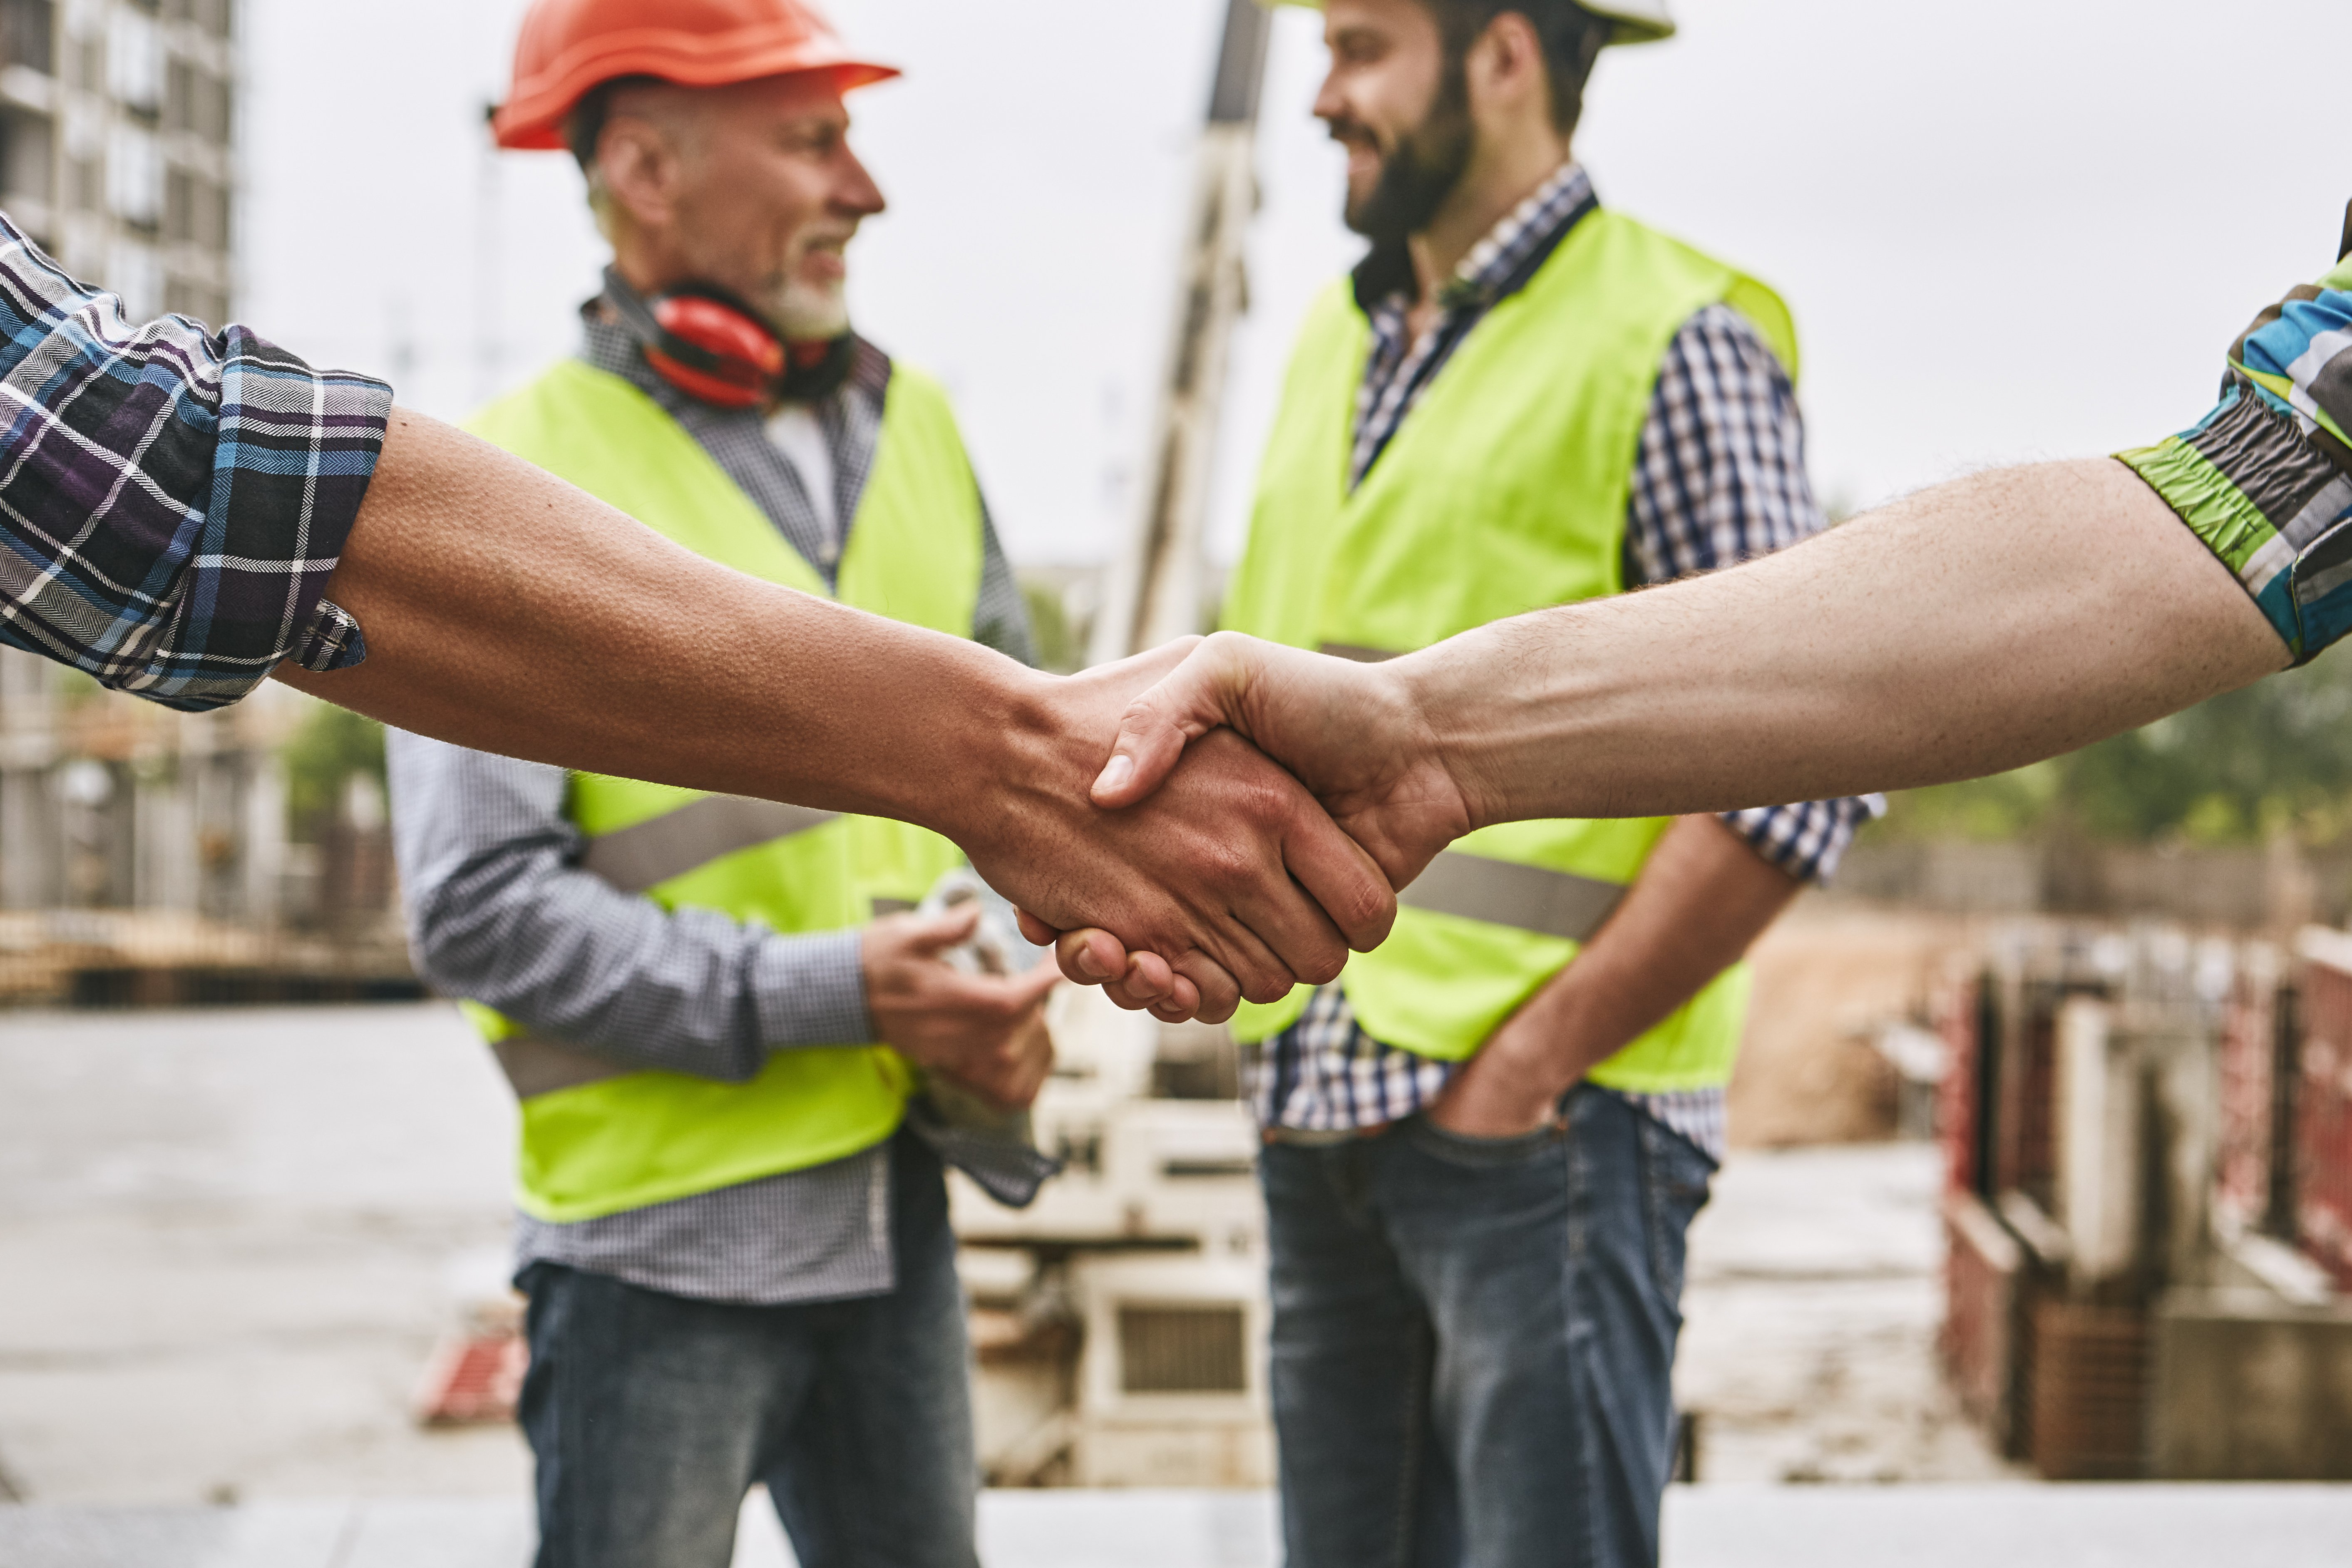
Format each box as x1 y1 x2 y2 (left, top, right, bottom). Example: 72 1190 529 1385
601 265 853 410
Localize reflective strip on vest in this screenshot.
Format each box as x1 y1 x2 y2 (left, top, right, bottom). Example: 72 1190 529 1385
492 1032 628 1100
579 796 840 894
1399 851 1624 944
478 798 844 1102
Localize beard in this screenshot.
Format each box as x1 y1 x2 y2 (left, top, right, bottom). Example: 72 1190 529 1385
758 274 851 342
1339 69 1475 244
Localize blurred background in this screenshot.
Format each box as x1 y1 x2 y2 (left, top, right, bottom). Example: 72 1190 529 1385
4 0 2352 1562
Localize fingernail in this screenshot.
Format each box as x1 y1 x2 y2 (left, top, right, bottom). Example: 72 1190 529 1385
1094 755 1133 799
1074 948 1109 980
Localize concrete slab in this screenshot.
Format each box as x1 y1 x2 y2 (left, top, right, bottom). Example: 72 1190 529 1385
5 1485 2350 1568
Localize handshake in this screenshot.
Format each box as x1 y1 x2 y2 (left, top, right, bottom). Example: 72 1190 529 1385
962 630 1475 1027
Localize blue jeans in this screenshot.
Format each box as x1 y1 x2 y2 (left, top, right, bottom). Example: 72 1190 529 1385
518 1131 977 1568
1259 1087 1715 1568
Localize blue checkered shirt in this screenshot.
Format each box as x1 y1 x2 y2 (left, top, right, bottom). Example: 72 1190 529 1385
0 211 390 708
1251 163 1883 1160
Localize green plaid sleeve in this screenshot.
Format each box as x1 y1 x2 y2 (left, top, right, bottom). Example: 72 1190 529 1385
2118 253 2352 664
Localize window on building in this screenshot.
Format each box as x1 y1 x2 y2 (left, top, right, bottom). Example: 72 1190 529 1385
107 7 159 114
163 54 189 134
105 235 160 318
163 274 223 327
162 161 188 240
3 108 53 202
0 0 53 76
105 122 157 226
198 67 226 145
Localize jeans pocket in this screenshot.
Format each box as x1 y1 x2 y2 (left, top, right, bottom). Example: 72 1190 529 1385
1406 1113 1565 1170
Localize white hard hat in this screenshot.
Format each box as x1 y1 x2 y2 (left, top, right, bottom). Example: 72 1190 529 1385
1263 0 1675 46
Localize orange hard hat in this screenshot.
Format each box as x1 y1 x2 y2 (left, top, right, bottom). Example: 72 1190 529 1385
492 0 900 153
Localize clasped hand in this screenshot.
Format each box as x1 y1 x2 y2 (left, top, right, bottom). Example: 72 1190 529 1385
976 633 1474 1025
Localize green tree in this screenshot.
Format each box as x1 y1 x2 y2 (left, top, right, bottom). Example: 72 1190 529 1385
282 702 386 841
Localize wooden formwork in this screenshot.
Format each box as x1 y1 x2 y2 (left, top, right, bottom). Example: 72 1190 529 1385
2027 1300 2150 1480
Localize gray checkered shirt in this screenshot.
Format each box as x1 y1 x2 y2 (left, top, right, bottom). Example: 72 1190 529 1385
387 315 1033 1307
1251 163 1883 1161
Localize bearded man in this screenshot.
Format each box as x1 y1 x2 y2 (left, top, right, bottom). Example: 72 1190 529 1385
1213 3 1878 1563
384 4 1058 1565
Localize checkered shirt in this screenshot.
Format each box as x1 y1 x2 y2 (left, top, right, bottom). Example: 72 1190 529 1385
0 211 391 709
390 318 1034 1307
1250 162 1882 1160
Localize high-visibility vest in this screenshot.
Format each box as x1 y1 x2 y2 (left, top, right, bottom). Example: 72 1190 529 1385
1224 211 1798 1093
462 357 982 1222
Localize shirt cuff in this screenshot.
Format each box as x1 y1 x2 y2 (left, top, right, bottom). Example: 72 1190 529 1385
749 928 874 1049
2117 373 2352 665
215 330 394 680
1719 795 1884 886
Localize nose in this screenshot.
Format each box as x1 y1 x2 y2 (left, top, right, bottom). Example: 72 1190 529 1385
834 144 886 221
1311 64 1348 127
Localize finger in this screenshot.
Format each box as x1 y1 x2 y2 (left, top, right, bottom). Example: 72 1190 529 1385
1092 633 1258 809
1283 805 1399 955
1100 950 1177 1012
1004 961 1061 1012
1169 951 1242 1025
1015 908 1061 949
1054 928 1129 986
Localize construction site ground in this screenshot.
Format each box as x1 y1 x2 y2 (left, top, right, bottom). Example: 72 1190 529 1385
3 994 2345 1563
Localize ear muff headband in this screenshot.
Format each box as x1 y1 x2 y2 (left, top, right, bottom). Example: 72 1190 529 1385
601 265 852 409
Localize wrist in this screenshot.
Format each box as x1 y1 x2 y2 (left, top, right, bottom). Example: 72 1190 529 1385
1483 987 1604 1099
1388 651 1500 837
892 655 1061 849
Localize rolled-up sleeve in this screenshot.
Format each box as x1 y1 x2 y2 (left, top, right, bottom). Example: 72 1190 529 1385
2118 260 2352 665
0 211 392 710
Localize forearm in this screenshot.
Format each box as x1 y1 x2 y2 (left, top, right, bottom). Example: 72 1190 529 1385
1408 458 2288 829
276 409 1044 845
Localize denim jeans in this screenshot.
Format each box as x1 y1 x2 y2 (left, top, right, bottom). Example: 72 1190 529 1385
518 1130 978 1568
1259 1086 1715 1568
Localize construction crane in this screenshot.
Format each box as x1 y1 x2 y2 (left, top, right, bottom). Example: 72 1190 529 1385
1086 0 1274 666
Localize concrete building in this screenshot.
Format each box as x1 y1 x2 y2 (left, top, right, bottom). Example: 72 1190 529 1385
0 0 238 323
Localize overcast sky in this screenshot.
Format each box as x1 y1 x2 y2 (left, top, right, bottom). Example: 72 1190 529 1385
244 0 2349 567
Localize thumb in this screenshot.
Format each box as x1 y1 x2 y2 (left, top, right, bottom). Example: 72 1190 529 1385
897 902 982 956
1092 632 1260 809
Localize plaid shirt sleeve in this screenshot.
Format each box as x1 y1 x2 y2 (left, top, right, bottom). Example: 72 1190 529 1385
1627 302 1885 883
0 213 392 712
2118 256 2352 664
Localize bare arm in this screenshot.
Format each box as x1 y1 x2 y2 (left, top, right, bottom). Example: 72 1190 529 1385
277 411 1394 1018
1098 457 2281 839
1428 815 1798 1138
1056 458 2285 1011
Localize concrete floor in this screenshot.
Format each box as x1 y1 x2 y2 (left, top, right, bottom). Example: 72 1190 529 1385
0 1004 529 1503
7 1485 2352 1568
10 1001 2340 1565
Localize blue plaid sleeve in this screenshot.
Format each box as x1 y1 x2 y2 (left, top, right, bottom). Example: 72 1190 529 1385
2118 255 2352 665
1628 304 1884 883
0 210 392 711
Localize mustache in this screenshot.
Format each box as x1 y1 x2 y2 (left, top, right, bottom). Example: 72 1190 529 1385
1323 113 1387 157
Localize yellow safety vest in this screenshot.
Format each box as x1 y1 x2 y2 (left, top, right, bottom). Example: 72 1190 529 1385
1225 211 1797 1092
463 357 981 1221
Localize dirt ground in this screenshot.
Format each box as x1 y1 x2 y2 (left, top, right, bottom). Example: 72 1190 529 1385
1729 901 1977 1149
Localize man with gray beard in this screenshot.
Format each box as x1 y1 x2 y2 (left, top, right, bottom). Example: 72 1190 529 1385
385 4 1045 1564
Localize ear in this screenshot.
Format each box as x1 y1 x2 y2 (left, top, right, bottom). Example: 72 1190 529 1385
596 115 682 233
1463 10 1548 120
